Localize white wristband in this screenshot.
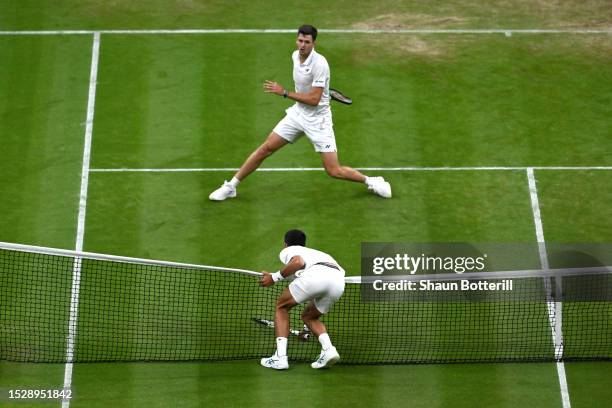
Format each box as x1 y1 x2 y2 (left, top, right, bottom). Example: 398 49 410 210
271 271 284 282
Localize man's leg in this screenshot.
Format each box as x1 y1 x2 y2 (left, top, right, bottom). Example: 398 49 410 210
320 152 392 198
235 132 288 181
261 288 297 370
302 301 341 369
301 300 327 337
319 151 366 182
209 132 288 201
274 287 299 338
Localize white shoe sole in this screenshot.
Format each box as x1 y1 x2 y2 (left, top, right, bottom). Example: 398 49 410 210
369 182 392 199
311 354 340 369
208 190 236 201
261 364 289 370
260 358 288 370
377 182 392 198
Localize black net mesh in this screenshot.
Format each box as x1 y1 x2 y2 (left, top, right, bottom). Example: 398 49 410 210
1 246 611 364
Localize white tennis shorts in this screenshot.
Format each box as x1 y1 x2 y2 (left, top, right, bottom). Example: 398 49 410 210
288 265 345 314
273 108 337 153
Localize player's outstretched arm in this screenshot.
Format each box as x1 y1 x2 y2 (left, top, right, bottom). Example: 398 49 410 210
263 80 323 106
260 256 305 287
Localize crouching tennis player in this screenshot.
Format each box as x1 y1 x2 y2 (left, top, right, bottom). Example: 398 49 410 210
259 229 345 370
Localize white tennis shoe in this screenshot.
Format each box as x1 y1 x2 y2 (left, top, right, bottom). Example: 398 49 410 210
260 352 289 370
367 177 392 198
209 181 237 201
311 346 340 369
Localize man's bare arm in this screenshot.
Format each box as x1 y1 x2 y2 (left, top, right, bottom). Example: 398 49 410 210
260 255 306 287
264 80 323 106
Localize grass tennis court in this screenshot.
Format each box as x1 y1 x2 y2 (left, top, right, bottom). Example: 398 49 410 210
1 1 611 407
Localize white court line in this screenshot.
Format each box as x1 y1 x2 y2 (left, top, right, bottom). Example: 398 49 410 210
526 167 571 408
62 32 100 408
0 28 610 36
88 166 612 173
527 168 550 269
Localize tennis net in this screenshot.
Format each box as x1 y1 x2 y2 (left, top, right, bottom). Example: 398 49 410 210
1 242 611 364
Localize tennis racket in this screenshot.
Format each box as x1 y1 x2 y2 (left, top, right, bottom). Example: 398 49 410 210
252 318 311 341
330 88 353 105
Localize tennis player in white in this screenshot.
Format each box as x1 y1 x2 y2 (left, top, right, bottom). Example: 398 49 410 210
259 229 345 370
209 24 391 201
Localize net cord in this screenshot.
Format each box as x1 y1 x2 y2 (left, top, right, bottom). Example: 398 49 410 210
1 241 610 282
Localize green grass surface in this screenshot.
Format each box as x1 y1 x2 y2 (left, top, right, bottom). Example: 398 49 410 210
0 362 64 408
2 361 612 408
1 1 611 407
565 362 612 408
1 0 611 30
0 36 91 249
67 361 565 408
536 171 612 242
85 171 538 271
90 35 612 169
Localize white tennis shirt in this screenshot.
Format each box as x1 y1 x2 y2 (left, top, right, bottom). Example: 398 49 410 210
290 49 331 118
279 245 344 276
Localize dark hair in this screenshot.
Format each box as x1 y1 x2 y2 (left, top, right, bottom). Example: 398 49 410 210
297 24 318 41
284 229 307 246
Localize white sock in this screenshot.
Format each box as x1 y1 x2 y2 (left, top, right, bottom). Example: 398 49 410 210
364 176 372 186
276 337 288 357
228 177 240 188
318 333 332 351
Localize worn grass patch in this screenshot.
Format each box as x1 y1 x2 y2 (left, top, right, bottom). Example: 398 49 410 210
352 12 468 30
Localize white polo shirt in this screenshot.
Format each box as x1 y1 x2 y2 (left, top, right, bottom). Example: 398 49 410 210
290 49 331 118
279 245 344 276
